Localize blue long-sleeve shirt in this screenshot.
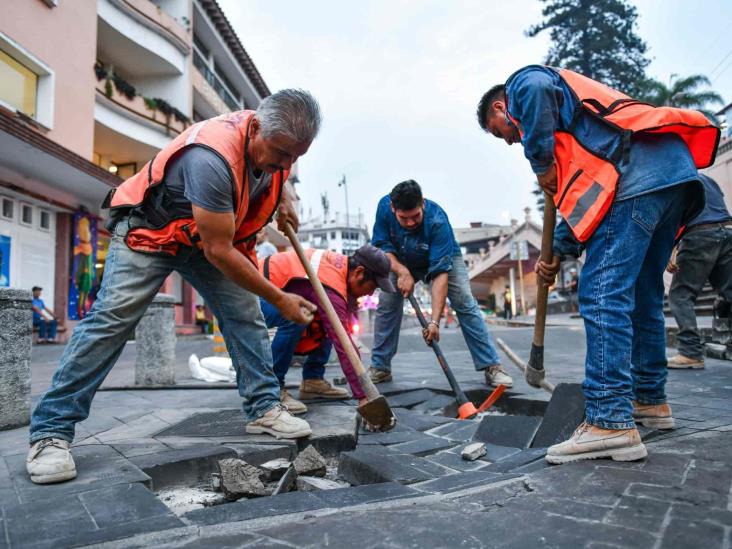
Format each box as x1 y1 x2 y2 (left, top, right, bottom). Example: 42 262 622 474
688 174 731 227
505 65 702 257
371 195 460 281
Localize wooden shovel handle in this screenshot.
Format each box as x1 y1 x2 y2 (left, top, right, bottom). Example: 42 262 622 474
532 195 557 347
283 223 366 377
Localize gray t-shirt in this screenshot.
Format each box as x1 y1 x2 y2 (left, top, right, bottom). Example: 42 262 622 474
164 146 272 215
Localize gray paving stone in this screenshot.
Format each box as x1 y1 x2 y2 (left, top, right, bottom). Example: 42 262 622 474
481 447 547 473
312 482 420 507
472 415 543 448
4 444 150 503
426 419 479 441
413 469 517 494
389 435 456 456
604 495 670 533
411 394 455 414
296 476 343 491
530 383 585 447
78 482 180 529
425 450 489 472
393 407 455 431
357 425 430 446
477 442 522 462
224 443 297 464
129 445 236 490
184 490 325 526
299 404 357 457
338 446 453 485
110 439 170 458
293 445 326 477
271 464 297 495
662 515 726 548
385 389 436 408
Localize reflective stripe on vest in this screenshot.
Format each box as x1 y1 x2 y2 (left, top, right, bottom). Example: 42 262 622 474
506 67 720 242
107 110 288 261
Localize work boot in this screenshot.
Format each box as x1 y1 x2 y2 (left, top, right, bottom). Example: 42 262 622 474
633 401 675 430
280 388 308 415
368 367 392 384
245 404 312 439
485 365 513 388
667 354 704 369
298 379 349 400
26 438 77 484
545 422 647 465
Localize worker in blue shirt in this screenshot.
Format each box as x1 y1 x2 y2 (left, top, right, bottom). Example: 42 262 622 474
368 180 511 388
667 173 732 369
477 65 715 465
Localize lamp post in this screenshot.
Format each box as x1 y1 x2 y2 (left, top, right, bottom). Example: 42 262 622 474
338 174 350 253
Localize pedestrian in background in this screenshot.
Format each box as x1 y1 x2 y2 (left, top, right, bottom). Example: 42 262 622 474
667 173 732 369
31 286 58 344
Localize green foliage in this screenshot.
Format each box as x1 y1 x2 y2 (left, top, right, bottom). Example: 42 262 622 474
532 181 545 213
104 79 113 99
639 74 723 123
527 0 650 97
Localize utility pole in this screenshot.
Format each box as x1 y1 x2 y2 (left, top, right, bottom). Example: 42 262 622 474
338 174 349 230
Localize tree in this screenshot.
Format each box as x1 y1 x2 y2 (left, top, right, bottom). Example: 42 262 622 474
532 181 545 214
527 0 651 97
640 74 723 123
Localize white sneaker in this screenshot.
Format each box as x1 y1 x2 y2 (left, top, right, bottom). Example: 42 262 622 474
26 438 77 484
281 388 308 415
245 404 312 439
485 365 513 388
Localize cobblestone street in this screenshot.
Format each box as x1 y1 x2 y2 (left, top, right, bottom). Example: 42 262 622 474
1 325 731 548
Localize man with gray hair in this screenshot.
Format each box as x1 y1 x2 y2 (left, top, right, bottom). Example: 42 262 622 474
27 90 323 485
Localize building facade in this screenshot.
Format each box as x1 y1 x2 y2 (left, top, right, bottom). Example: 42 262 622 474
0 0 274 334
298 211 370 256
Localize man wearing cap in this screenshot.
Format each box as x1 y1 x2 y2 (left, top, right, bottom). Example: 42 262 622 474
368 180 511 388
31 286 58 344
259 244 396 413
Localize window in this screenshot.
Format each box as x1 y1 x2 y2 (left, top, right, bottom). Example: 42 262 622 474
20 203 32 226
330 232 336 239
0 32 55 128
1 197 13 220
0 49 37 118
192 33 209 59
341 231 347 239
39 209 50 230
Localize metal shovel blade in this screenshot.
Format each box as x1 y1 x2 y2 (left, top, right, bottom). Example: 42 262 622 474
357 395 396 431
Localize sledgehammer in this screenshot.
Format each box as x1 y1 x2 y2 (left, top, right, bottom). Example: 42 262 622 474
408 295 505 419
525 194 557 388
283 223 396 431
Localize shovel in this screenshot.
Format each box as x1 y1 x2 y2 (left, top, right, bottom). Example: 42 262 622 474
525 194 557 388
283 223 396 431
408 295 505 419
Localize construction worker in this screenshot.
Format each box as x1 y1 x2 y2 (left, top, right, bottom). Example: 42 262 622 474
368 180 512 388
260 244 396 413
477 65 718 464
27 90 322 485
667 173 732 369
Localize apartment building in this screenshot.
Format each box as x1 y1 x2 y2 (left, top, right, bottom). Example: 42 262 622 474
0 0 274 333
298 212 370 256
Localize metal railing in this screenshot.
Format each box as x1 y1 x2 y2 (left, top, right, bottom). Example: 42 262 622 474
193 49 240 111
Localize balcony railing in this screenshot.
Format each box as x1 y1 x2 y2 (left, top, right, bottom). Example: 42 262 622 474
193 49 240 112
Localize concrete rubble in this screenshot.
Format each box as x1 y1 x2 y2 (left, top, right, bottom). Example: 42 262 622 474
293 445 327 477
217 458 267 501
461 442 487 461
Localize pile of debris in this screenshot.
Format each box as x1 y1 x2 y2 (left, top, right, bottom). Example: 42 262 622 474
212 445 347 503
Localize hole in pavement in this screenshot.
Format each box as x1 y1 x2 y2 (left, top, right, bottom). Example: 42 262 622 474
442 389 548 419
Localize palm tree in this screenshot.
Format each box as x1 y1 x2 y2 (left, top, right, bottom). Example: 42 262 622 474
640 74 723 123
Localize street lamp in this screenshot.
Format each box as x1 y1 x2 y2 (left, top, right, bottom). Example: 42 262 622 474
338 174 350 248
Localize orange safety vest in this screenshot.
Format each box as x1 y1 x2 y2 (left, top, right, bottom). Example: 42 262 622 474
261 248 349 354
506 67 720 242
104 110 288 264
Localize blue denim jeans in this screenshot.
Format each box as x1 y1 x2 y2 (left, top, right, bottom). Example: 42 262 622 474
30 220 280 443
33 318 57 340
371 255 501 371
260 298 331 386
580 184 693 429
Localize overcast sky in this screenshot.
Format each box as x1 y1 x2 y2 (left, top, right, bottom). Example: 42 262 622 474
218 0 732 230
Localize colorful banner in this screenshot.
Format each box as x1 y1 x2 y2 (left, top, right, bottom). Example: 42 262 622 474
68 212 97 320
0 235 9 287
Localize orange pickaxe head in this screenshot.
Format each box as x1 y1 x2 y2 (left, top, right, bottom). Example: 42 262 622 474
457 401 479 420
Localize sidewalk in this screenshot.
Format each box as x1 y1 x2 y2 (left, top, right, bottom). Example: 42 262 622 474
1 326 731 548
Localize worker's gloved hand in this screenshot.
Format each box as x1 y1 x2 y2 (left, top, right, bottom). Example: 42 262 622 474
276 292 316 324
422 321 440 345
537 164 558 196
535 256 561 287
397 272 415 297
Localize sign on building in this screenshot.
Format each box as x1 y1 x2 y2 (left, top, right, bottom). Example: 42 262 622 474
509 240 529 261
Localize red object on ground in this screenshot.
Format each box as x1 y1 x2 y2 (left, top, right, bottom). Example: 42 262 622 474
475 384 506 415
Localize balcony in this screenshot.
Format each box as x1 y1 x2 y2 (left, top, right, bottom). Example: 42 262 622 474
97 0 190 78
193 49 240 112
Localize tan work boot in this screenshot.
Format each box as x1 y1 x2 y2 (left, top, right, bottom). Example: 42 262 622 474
633 401 675 430
368 367 392 384
485 365 513 388
245 404 312 439
26 438 77 484
299 379 349 400
280 388 308 415
546 422 647 464
667 354 704 369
